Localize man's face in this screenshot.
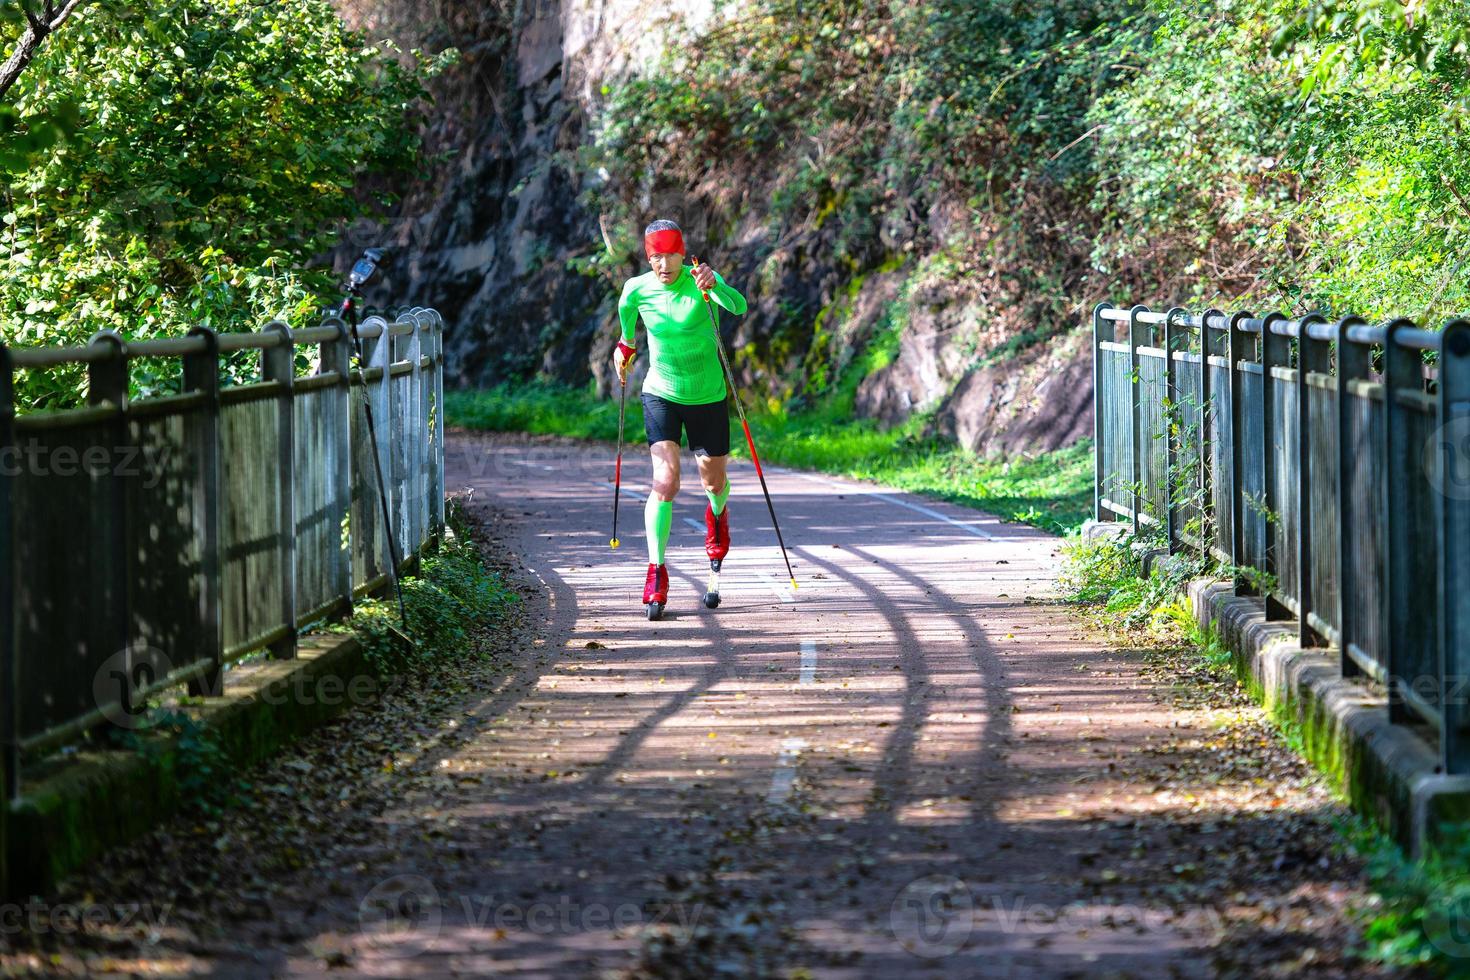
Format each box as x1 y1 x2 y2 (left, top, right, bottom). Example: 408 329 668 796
648 251 684 284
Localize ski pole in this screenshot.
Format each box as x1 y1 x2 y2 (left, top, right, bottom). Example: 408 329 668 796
690 255 797 591
341 292 411 636
611 372 628 549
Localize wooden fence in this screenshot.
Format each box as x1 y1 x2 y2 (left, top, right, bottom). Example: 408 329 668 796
1093 303 1470 773
0 309 447 799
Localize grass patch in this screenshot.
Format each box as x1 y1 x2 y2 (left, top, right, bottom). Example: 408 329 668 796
323 498 520 678
444 382 1093 535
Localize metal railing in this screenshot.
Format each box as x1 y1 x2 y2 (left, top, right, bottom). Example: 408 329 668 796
0 308 447 798
1093 302 1470 773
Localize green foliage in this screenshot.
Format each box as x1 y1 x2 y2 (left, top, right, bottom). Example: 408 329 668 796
1338 818 1470 975
1 0 448 410
109 706 233 816
1093 0 1470 322
1058 533 1140 603
1059 531 1210 633
334 504 519 678
584 0 1144 282
446 381 1095 534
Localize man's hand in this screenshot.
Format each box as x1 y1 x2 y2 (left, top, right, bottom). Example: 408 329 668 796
692 260 717 293
614 339 636 384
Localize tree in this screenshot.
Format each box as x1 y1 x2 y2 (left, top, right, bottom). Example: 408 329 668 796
2 0 447 409
0 0 92 100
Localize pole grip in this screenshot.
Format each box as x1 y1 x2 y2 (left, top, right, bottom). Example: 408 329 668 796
690 254 711 300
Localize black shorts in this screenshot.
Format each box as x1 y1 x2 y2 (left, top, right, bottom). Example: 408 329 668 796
642 393 731 457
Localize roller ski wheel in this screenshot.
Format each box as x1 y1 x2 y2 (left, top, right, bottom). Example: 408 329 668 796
703 558 722 609
643 563 669 621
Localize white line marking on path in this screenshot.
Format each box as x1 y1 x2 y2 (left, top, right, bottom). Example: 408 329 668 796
682 517 704 532
800 639 817 685
767 738 807 805
869 492 998 540
782 471 999 541
758 570 796 604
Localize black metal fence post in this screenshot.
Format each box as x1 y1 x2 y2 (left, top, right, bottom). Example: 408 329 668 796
1199 309 1224 557
1228 311 1254 594
405 314 425 571
87 330 131 713
0 344 12 899
430 311 447 537
1383 318 1419 730
323 318 355 617
1128 304 1149 534
1437 319 1470 773
1259 313 1289 619
183 327 223 697
1296 313 1330 647
261 322 297 660
1163 307 1186 552
1333 317 1370 684
1092 303 1112 523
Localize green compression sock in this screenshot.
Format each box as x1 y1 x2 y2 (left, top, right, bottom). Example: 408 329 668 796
707 478 732 516
646 494 673 564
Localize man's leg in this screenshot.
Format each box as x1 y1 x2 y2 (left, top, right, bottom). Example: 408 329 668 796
646 440 680 566
697 454 730 514
689 394 733 564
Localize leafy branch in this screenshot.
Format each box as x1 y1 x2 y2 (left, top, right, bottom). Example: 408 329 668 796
0 0 91 101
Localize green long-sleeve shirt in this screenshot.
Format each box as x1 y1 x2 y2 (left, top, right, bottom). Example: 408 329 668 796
618 264 747 405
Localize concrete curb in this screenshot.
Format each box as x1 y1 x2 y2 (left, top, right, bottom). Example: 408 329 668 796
6 631 381 898
1189 578 1470 857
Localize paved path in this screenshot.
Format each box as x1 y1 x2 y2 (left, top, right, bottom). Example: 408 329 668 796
7 429 1375 978
409 431 1298 976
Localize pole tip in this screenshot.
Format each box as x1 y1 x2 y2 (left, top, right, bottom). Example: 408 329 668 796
610 538 620 549
790 579 798 591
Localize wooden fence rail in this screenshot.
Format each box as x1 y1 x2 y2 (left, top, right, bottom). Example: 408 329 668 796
1093 303 1470 773
0 308 447 799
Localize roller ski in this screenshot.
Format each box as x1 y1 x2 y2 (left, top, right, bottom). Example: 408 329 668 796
644 563 669 620
703 501 729 609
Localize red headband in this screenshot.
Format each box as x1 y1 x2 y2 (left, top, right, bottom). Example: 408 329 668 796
644 228 685 257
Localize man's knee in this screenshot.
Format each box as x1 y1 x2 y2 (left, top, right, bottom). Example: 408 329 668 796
653 475 680 499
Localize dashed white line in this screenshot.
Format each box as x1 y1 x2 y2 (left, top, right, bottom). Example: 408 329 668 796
767 738 807 805
800 639 817 685
682 517 704 532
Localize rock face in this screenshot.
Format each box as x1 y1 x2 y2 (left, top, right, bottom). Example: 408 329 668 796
340 0 714 389
932 328 1094 456
342 0 1096 457
850 271 1094 455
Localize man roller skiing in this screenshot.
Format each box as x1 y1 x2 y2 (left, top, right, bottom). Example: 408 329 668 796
614 219 747 620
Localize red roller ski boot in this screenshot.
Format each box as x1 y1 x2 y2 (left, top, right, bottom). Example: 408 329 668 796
643 562 669 620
